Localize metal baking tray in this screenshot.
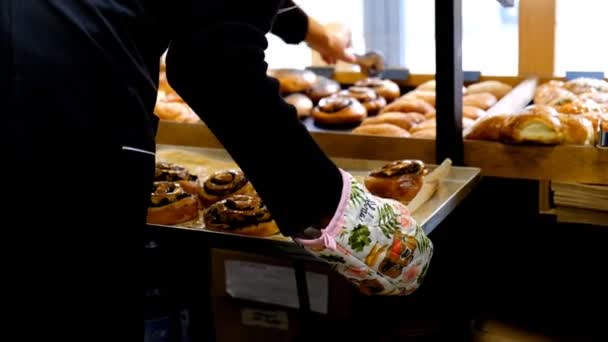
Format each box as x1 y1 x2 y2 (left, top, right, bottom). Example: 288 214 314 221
147 144 480 259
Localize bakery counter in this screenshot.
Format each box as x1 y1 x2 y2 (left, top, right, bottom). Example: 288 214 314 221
157 121 608 184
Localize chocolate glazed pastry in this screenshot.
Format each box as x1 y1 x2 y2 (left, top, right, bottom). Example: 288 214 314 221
147 181 200 225
312 96 367 128
340 86 386 115
155 162 201 195
307 76 341 103
203 195 280 237
199 169 255 207
364 160 426 203
355 78 401 102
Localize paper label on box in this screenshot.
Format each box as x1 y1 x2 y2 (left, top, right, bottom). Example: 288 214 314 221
241 308 289 330
224 260 299 309
305 272 328 314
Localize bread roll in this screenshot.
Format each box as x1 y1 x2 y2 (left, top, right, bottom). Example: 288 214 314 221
466 80 512 99
352 123 411 138
410 128 436 139
284 93 313 119
380 98 435 115
463 92 498 110
425 106 486 120
410 118 474 133
400 90 436 106
416 80 467 94
361 112 425 131
500 112 564 145
557 114 594 145
464 113 510 141
268 69 317 94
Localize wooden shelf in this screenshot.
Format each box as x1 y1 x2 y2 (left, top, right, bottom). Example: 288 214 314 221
156 121 608 184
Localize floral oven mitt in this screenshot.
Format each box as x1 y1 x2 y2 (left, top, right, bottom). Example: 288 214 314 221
296 170 433 296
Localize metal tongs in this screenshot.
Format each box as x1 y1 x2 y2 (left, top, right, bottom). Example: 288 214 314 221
354 51 385 77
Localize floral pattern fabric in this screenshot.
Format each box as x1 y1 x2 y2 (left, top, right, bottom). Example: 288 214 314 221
297 171 433 295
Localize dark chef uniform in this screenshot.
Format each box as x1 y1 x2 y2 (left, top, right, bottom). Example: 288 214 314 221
1 0 341 339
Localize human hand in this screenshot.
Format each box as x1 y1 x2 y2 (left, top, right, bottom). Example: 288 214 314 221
305 19 357 65
296 170 433 296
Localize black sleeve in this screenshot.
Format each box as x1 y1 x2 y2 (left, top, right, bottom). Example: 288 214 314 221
165 0 342 236
270 0 309 44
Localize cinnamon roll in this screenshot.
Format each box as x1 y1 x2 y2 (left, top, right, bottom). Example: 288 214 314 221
199 170 255 207
284 93 313 119
268 68 317 94
147 182 200 225
364 160 426 203
203 195 280 237
155 162 201 195
340 86 386 115
308 76 341 103
355 78 401 102
312 96 367 127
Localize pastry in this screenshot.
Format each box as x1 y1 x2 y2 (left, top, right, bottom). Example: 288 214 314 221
499 111 564 145
551 98 601 115
352 123 410 138
268 68 317 94
466 80 513 99
203 195 280 237
415 79 467 94
155 162 201 195
563 77 608 95
360 112 425 131
355 78 401 102
364 160 426 204
400 90 436 106
410 128 436 139
199 169 255 207
462 92 498 110
147 182 200 225
410 117 475 133
557 114 595 145
308 76 340 103
425 106 486 120
464 113 510 141
380 98 435 115
340 86 386 115
284 93 313 119
312 96 367 127
534 86 577 106
580 92 608 105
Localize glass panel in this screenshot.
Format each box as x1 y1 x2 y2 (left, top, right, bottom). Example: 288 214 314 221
402 0 519 75
554 0 608 76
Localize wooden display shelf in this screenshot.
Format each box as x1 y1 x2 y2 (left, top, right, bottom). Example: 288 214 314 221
156 121 608 184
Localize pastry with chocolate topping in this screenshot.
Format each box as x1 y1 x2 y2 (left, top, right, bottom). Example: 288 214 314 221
364 160 427 203
147 181 200 225
355 77 401 102
199 170 255 207
155 162 201 195
340 86 386 115
308 76 341 103
203 195 280 237
312 95 367 128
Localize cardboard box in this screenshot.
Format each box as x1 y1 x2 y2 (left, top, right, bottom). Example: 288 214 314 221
210 249 353 318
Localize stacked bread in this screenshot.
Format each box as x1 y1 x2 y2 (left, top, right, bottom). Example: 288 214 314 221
153 54 201 124
465 78 607 145
351 79 512 139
